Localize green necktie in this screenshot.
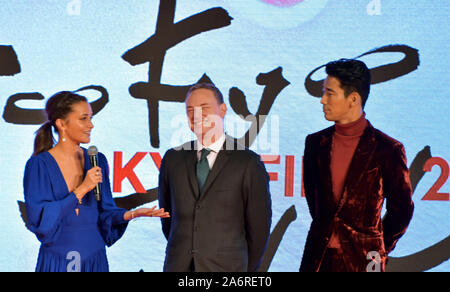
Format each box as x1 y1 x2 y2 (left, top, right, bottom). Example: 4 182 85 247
197 148 211 194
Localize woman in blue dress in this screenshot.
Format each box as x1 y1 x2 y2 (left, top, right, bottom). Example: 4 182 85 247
23 91 169 272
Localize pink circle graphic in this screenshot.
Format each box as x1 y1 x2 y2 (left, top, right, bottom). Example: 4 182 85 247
261 0 304 7
229 0 329 29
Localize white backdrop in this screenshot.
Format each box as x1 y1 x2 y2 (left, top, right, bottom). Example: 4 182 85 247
0 0 448 271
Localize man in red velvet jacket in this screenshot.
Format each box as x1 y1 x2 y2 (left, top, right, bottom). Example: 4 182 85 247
300 59 414 272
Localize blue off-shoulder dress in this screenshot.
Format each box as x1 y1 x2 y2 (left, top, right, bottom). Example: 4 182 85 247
23 148 129 272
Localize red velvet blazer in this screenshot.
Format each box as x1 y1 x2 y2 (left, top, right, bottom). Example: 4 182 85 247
300 122 414 272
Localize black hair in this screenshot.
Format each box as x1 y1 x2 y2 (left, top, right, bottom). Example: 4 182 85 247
325 58 371 108
33 91 87 156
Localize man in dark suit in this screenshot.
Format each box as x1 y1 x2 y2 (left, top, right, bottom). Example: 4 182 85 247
158 83 272 272
300 59 414 272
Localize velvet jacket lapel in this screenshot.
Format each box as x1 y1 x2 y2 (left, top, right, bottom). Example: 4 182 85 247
317 127 334 215
316 122 378 214
337 122 377 212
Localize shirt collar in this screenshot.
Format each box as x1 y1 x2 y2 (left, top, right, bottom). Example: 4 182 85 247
197 133 226 153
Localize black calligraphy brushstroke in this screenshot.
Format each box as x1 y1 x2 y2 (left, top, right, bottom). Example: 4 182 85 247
122 7 233 65
114 188 158 211
258 205 297 272
75 85 109 116
230 67 290 148
0 45 20 76
122 0 233 148
2 85 109 124
304 44 420 97
386 146 450 272
386 236 450 272
128 74 213 103
3 92 47 124
358 44 420 84
123 0 178 152
408 146 431 194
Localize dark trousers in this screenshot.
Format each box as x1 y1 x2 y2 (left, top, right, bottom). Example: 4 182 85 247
189 258 195 272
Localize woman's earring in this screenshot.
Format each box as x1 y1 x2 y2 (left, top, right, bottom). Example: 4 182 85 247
62 129 66 142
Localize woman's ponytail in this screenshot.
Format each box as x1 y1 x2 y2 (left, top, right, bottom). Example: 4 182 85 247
33 121 54 156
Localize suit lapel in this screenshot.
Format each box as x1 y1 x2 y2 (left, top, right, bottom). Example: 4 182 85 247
199 136 235 199
184 141 200 199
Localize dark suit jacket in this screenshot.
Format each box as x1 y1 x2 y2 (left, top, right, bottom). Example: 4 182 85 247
158 135 272 272
300 122 414 272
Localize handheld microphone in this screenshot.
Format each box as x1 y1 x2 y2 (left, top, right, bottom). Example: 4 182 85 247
87 146 101 201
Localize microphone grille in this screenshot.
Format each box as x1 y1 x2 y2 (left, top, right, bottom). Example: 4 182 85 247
87 146 98 156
